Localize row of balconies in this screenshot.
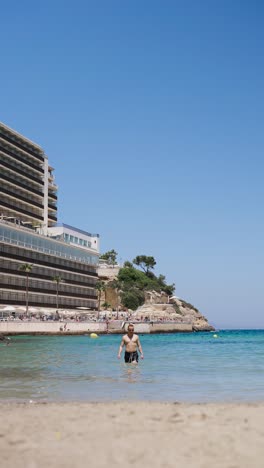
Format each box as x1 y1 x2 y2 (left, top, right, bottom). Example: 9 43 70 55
1 183 43 208
1 170 58 201
1 194 57 227
1 185 57 213
0 290 97 309
0 127 44 162
0 280 97 300
0 140 44 174
0 200 44 221
1 261 97 286
1 244 98 275
0 156 44 185
1 165 44 197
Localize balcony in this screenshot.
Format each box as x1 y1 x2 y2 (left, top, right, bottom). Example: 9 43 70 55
0 127 44 161
0 141 44 173
1 171 44 197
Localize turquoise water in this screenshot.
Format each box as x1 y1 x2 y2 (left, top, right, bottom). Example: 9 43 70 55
0 330 264 402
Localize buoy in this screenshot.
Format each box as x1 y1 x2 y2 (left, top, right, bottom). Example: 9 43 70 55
213 334 218 338
90 333 98 338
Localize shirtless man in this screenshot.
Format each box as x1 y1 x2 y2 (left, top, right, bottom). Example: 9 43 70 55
117 323 144 363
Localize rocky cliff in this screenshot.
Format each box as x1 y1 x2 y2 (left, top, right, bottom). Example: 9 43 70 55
132 291 214 331
98 266 214 332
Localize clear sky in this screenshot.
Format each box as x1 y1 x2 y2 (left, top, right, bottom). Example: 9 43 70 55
1 1 264 328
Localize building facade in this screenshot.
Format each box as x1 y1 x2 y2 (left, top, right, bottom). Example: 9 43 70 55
0 122 57 235
0 122 99 310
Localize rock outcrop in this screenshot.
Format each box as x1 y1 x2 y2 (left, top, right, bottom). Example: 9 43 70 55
98 266 214 331
132 291 214 331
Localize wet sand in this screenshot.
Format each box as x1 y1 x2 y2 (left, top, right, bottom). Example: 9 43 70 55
1 401 264 468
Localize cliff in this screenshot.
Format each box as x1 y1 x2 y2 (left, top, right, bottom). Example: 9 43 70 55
132 291 214 332
98 266 214 332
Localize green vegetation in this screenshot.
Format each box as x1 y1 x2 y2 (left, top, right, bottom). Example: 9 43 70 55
95 280 106 316
180 300 199 313
52 275 64 311
100 252 175 311
173 303 183 315
19 263 33 316
99 249 118 266
133 255 156 274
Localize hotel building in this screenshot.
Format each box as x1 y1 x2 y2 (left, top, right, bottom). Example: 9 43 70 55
0 122 99 310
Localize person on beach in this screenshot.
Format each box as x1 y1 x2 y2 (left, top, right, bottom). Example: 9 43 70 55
117 323 144 363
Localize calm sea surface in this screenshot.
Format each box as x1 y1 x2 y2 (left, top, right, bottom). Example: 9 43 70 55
0 330 264 402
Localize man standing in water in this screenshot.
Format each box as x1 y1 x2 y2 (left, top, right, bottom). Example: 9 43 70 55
117 323 144 363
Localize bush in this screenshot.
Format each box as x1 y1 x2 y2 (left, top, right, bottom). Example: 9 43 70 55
180 300 199 312
121 289 145 310
173 303 183 315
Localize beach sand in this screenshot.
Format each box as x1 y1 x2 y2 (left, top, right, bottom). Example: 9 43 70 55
1 401 264 468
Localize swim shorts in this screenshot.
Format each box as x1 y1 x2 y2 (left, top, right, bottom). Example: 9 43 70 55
124 351 139 363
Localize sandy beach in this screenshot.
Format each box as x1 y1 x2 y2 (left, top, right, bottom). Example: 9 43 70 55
1 401 264 468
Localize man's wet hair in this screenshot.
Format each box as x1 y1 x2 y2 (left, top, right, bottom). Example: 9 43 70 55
127 323 134 330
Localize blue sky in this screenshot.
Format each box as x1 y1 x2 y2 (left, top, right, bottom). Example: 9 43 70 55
1 1 264 328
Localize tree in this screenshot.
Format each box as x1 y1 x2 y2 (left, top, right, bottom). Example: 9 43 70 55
157 274 175 296
108 279 123 319
118 266 153 291
121 289 145 310
95 280 106 318
100 249 118 266
132 255 156 275
117 267 149 310
19 263 33 316
52 275 64 311
117 259 175 310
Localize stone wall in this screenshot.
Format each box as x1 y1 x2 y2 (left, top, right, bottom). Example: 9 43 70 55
0 321 105 335
0 321 194 335
150 323 193 333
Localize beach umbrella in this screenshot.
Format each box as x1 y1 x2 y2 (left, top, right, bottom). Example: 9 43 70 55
16 306 27 312
0 306 16 319
40 308 54 315
28 307 39 313
1 306 16 312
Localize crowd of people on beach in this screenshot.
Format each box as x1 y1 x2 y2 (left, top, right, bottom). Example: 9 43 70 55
0 304 182 324
0 312 180 323
0 311 133 323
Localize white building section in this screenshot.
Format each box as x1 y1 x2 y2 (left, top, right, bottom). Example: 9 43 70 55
47 223 100 253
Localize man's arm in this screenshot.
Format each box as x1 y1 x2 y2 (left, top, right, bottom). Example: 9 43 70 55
117 337 125 359
137 336 144 359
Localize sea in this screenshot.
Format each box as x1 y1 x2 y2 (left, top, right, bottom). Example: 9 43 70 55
0 330 264 403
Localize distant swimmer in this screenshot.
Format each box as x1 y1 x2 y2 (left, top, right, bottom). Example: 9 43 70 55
117 323 144 363
0 335 11 345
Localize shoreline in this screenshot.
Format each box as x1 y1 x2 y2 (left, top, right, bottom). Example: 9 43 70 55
1 401 264 467
1 397 264 404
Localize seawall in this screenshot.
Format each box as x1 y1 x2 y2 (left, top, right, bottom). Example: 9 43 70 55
0 321 194 335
